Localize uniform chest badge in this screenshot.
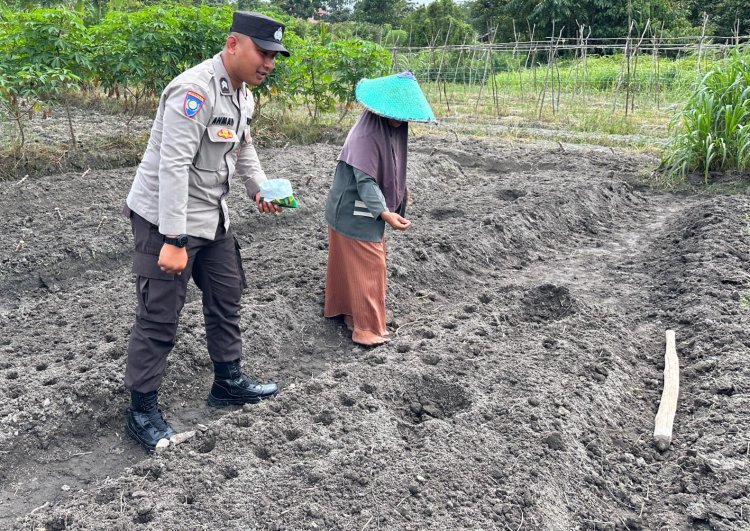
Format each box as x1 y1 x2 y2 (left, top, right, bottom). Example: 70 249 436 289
183 90 206 118
217 129 234 139
274 27 283 41
220 77 231 94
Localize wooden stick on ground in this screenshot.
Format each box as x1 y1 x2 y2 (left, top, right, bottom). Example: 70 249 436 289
654 330 679 451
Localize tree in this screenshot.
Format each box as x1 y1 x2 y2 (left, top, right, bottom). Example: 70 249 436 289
353 0 410 26
682 0 750 36
323 0 354 22
272 0 324 19
402 0 476 47
468 0 516 41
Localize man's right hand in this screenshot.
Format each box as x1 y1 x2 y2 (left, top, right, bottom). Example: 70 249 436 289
381 211 411 231
158 243 188 275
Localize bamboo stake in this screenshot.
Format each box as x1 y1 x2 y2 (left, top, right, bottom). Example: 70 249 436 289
538 24 555 119
454 34 467 85
489 26 499 115
697 12 708 73
475 25 497 113
513 19 524 97
435 19 453 102
625 31 632 115
657 22 664 97
526 20 537 94
654 330 680 451
571 22 582 102
554 34 562 112
629 19 651 114
734 17 740 47
538 26 564 118
582 26 591 102
612 20 635 115
468 45 477 86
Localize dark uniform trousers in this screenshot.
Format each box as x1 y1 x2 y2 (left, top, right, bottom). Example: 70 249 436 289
124 208 247 393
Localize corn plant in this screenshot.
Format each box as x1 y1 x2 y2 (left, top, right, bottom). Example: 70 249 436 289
662 47 750 182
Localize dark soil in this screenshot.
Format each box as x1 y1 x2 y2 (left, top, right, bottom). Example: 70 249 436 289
1 133 749 530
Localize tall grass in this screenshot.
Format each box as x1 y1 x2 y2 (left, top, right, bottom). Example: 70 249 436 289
662 48 750 182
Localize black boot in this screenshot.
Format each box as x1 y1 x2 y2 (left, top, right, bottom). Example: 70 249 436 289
126 390 177 452
207 360 278 407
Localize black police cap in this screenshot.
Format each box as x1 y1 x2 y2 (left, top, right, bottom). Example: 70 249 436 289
231 11 290 57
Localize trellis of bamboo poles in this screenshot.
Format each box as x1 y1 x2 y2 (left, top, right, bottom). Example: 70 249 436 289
390 36 748 56
387 32 748 123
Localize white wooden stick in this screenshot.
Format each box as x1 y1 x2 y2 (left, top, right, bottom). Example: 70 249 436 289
654 330 679 451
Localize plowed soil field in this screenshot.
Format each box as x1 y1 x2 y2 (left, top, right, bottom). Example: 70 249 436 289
1 133 749 530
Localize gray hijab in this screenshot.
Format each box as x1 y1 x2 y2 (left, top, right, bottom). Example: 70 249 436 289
337 110 408 212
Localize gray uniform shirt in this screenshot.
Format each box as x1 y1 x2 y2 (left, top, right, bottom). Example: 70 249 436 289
325 161 389 242
126 53 266 240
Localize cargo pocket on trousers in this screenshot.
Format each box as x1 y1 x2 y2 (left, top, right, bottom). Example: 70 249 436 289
133 252 180 323
233 236 248 290
135 275 180 324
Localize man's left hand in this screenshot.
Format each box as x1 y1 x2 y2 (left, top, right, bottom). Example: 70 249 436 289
255 192 283 213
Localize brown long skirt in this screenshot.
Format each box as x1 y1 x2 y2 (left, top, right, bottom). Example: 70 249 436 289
324 226 387 336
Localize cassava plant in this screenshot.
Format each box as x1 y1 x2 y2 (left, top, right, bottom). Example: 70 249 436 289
0 7 90 148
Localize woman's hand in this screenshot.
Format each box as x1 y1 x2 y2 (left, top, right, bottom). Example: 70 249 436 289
381 211 411 231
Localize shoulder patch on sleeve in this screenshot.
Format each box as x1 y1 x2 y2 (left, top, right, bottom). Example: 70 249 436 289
183 90 206 118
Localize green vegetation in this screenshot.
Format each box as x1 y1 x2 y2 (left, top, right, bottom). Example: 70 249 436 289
662 48 750 183
0 7 88 146
0 3 390 152
1 0 747 185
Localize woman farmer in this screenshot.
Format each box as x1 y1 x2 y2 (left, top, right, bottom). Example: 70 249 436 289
324 71 437 346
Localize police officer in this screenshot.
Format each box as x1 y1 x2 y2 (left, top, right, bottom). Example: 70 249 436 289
122 12 290 452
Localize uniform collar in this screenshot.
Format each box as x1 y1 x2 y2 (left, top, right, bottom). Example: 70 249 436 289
212 53 242 97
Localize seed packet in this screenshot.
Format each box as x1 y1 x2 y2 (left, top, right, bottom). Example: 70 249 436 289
259 179 299 208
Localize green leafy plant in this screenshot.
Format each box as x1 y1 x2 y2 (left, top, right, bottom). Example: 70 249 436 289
259 33 389 123
0 7 90 147
662 47 750 183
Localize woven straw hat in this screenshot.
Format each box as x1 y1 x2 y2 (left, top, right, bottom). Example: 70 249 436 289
355 71 437 124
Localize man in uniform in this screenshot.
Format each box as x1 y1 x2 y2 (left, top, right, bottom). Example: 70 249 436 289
122 12 290 452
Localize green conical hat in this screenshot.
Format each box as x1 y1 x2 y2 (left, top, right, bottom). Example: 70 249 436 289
355 71 437 124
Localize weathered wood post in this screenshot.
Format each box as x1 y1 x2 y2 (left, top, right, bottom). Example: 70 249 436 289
654 330 680 451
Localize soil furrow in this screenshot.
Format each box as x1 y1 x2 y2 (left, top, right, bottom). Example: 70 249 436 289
2 138 748 530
